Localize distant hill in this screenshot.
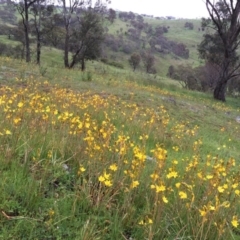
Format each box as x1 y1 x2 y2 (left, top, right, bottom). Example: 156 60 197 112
0 2 205 76
104 15 205 75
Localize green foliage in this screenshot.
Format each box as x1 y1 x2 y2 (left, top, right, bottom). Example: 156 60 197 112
184 21 194 30
128 52 141 71
0 42 25 60
167 63 220 92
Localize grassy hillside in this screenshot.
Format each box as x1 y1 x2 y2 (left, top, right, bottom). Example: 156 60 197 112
0 56 240 239
0 3 206 76
105 17 205 75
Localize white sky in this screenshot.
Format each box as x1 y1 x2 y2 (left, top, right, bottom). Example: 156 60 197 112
109 0 209 19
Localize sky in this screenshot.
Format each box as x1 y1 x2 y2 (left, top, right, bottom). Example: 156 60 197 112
109 0 209 19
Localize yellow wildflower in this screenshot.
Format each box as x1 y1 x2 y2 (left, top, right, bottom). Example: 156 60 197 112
232 183 238 189
199 207 207 217
150 173 159 181
166 170 178 179
147 218 153 224
175 182 181 188
13 117 21 124
98 176 105 182
222 201 230 208
231 216 239 228
218 186 224 193
5 130 12 135
109 164 118 172
173 160 178 165
162 196 168 203
78 166 86 175
138 220 144 225
130 180 139 189
179 191 187 199
152 184 166 193
206 174 213 180
17 102 24 108
235 190 240 196
104 180 113 187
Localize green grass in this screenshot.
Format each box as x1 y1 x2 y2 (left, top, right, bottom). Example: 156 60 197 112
0 55 240 239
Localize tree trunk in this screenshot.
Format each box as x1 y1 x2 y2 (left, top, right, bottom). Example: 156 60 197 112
69 49 82 69
64 29 69 68
36 34 41 65
24 1 31 62
81 58 85 71
63 0 69 68
213 59 230 101
36 0 41 65
213 80 228 101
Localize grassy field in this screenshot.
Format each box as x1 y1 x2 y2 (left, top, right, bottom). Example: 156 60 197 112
0 55 240 239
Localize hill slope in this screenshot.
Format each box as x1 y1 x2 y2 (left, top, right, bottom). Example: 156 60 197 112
0 56 240 239
0 3 205 76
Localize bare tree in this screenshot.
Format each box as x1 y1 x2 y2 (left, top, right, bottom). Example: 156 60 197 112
199 0 240 101
30 0 53 64
15 0 39 62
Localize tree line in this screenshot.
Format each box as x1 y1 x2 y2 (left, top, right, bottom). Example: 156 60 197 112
1 0 111 70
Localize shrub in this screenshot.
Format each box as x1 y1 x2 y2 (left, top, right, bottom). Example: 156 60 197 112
167 63 221 92
184 22 194 30
0 43 24 59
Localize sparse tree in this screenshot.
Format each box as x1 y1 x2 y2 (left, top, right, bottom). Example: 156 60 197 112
141 51 155 73
107 8 116 24
128 52 141 71
42 12 65 48
199 0 240 101
14 0 39 62
69 9 105 70
58 0 109 68
30 0 53 64
12 21 26 59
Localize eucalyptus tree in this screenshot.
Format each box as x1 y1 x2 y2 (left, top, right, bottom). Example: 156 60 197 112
30 1 54 64
15 0 39 62
58 0 109 68
69 8 105 70
199 0 240 101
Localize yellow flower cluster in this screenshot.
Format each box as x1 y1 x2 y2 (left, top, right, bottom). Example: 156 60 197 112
0 76 239 237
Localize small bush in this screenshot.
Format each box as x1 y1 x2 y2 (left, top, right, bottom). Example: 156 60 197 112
184 22 194 30
0 42 24 59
